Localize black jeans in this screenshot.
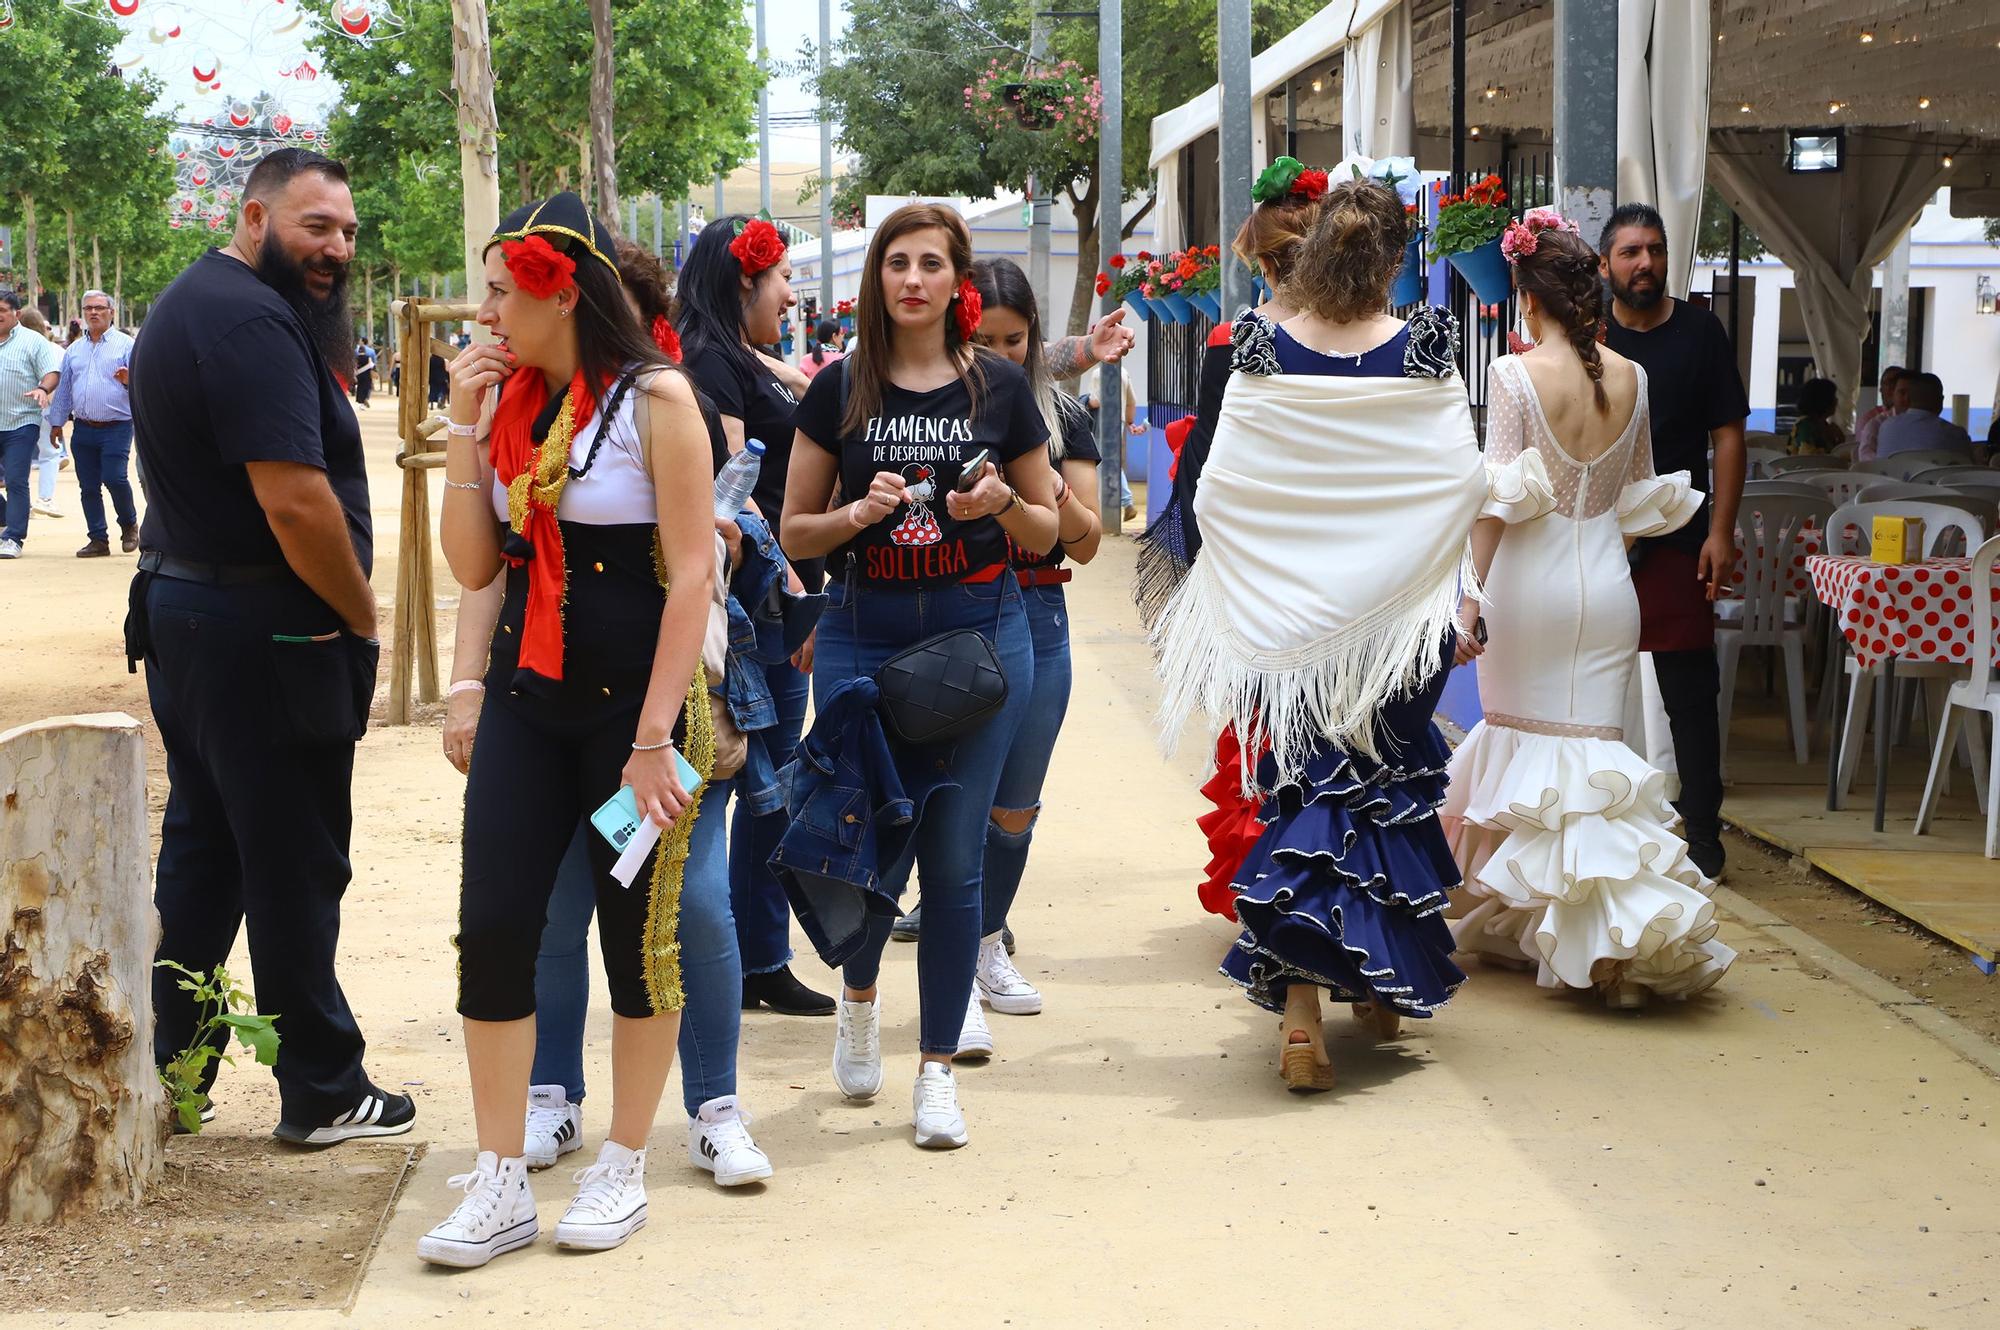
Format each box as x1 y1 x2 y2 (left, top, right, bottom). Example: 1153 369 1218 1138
1652 647 1723 838
141 572 379 1124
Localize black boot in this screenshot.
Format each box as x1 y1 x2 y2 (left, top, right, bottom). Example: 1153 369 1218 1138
741 964 836 1016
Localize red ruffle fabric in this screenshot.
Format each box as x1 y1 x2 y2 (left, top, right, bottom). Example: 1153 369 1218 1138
1195 728 1268 921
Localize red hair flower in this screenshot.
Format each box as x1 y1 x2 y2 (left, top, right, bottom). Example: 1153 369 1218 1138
1094 272 1111 296
954 276 983 340
650 313 682 362
501 235 576 300
1108 253 1126 270
1291 168 1329 200
729 218 787 275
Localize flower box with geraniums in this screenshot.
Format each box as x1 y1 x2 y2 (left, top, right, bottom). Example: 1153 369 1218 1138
1098 253 1153 319
834 296 855 334
1183 245 1224 321
1428 173 1512 303
1139 253 1191 324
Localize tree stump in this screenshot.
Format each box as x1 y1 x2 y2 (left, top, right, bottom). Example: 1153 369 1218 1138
0 713 164 1225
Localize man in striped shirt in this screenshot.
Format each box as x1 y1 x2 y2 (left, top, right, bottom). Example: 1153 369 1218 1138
47 290 139 558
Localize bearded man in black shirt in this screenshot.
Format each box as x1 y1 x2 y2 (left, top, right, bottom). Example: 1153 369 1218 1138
129 148 413 1144
1599 202 1748 879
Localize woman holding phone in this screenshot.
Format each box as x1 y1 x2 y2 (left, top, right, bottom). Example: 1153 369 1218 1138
424 194 721 1265
781 203 1060 1149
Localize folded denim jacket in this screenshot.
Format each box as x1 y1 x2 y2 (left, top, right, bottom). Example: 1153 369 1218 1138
725 511 827 815
768 675 957 967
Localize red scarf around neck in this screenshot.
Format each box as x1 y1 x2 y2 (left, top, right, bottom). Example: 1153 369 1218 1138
488 367 598 683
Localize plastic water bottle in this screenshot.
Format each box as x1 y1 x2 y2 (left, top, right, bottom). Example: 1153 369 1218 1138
714 438 765 518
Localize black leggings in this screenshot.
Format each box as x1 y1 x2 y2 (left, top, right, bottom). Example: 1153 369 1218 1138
458 687 673 1021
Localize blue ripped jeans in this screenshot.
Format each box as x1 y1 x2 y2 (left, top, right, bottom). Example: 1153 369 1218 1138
814 574 1032 1054
982 583 1073 935
728 657 810 975
531 779 739 1117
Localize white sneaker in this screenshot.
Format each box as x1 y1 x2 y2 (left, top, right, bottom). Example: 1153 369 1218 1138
0 539 21 559
522 1084 583 1170
832 995 883 1100
687 1096 773 1187
954 987 993 1062
30 500 60 518
553 1141 649 1251
416 1152 538 1268
911 1065 968 1150
976 931 1043 1015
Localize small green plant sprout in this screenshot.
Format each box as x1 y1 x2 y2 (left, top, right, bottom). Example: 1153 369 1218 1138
154 960 281 1134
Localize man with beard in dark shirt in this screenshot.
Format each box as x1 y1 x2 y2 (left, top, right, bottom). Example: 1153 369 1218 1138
129 148 413 1145
1598 202 1748 880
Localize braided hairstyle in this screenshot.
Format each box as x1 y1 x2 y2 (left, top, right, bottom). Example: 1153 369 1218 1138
1513 227 1610 410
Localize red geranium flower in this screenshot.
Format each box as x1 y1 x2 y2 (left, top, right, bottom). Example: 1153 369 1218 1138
1136 250 1152 261
501 235 576 300
1108 253 1126 270
728 218 787 275
1095 272 1111 296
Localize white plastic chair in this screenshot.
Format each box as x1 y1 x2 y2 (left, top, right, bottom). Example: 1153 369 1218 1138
1795 468 1876 509
1719 492 1829 770
1857 450 1977 481
1914 532 2000 857
1744 445 1786 479
1824 500 1991 804
1765 454 1847 476
1911 466 2000 486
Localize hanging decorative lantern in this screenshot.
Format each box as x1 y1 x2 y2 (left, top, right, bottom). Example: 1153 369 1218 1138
150 6 182 40
109 0 141 15
190 49 219 85
228 102 252 128
336 1 373 38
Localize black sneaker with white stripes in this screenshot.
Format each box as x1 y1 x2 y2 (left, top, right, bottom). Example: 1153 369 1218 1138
273 1086 417 1146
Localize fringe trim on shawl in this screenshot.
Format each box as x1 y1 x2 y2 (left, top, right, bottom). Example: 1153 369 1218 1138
640 660 716 1014
1151 543 1477 790
1132 503 1193 634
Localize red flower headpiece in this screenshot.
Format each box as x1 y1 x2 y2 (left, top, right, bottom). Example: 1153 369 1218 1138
954 276 983 341
729 218 787 275
501 234 576 300
650 313 682 363
1290 167 1330 201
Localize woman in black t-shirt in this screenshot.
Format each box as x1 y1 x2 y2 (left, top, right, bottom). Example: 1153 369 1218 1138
675 213 835 1020
783 203 1061 1150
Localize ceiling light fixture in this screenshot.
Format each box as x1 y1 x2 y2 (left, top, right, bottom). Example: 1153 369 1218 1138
1943 154 1955 168
1311 77 1322 92
1739 103 1752 113
1859 30 1873 42
1469 125 1481 138
1918 96 1931 110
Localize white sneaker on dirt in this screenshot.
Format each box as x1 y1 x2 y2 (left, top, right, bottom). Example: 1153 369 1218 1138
954 987 993 1061
0 539 22 559
522 1084 582 1170
976 931 1043 1015
911 1065 968 1150
416 1152 538 1268
30 501 60 518
553 1141 649 1252
687 1096 773 1187
832 995 884 1100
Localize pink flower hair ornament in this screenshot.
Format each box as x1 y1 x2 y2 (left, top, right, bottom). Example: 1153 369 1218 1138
1501 205 1582 266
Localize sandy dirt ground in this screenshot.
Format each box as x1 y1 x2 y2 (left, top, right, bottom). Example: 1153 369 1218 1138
3 401 1997 1329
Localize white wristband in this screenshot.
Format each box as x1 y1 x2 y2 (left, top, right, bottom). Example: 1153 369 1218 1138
446 421 479 437
447 679 486 696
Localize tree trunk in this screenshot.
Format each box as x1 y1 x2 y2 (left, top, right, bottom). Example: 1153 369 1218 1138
0 714 165 1225
114 252 123 318
20 194 37 316
587 0 619 220
91 233 102 294
1064 176 1100 336
516 159 533 206
65 209 78 326
366 266 377 347
450 0 503 309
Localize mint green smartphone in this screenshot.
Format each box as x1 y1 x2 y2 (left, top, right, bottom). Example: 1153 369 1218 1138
589 755 704 852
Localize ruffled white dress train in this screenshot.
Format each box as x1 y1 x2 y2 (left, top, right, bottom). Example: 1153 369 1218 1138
1442 357 1734 998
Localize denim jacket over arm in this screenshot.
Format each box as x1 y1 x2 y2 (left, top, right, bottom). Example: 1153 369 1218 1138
768 675 958 967
725 511 827 815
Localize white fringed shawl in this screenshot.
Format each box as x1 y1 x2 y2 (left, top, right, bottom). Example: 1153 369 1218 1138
1150 363 1486 783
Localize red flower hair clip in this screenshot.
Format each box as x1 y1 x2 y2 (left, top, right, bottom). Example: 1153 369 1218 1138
650 313 682 363
954 276 983 341
729 218 787 275
501 234 576 300
1290 167 1329 201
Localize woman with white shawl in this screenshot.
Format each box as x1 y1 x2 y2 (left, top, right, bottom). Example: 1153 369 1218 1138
1151 174 1500 1092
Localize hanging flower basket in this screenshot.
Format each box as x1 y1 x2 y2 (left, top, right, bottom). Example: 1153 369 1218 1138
1154 291 1193 323
1449 238 1512 305
1124 289 1152 319
1190 291 1223 321
967 59 1103 146
1390 233 1426 308
1430 175 1513 303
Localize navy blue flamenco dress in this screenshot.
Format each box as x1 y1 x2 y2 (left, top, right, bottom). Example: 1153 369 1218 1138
1214 317 1467 1019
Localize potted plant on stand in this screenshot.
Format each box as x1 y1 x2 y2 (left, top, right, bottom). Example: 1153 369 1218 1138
1429 174 1513 304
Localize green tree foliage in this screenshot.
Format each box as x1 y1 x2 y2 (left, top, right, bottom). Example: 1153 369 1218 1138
1695 184 1766 263
815 0 1318 331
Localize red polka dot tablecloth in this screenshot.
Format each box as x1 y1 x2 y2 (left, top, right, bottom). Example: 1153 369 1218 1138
1807 554 2000 669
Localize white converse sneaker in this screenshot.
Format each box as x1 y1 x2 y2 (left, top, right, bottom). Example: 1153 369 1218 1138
911 1064 968 1149
522 1084 583 1170
416 1152 538 1268
976 931 1043 1015
553 1141 649 1251
687 1096 774 1187
832 995 884 1100
954 987 993 1062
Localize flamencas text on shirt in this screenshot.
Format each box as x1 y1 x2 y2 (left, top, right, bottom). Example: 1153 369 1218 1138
863 414 975 448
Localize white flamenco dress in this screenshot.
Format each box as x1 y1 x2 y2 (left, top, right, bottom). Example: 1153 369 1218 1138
1442 356 1735 999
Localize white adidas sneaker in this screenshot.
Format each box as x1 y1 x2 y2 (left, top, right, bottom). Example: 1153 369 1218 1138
522 1084 583 1170
687 1096 774 1187
416 1152 539 1268
553 1141 649 1252
832 995 884 1100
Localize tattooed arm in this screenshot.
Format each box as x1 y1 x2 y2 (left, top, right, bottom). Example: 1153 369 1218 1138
1045 307 1138 381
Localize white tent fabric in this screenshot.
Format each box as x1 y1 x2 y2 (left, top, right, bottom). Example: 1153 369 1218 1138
1154 153 1185 254
1148 0 1400 168
1615 0 1709 297
1708 129 1957 423
1342 1 1415 159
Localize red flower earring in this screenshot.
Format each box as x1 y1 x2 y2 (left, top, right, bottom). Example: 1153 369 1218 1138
954 277 983 341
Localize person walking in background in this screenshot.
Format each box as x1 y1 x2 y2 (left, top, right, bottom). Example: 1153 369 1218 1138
0 290 65 560
800 318 845 381
1786 378 1845 455
1853 364 1904 461
130 148 410 1145
47 290 139 558
20 309 67 521
1599 202 1746 881
353 339 376 407
1875 372 1972 459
